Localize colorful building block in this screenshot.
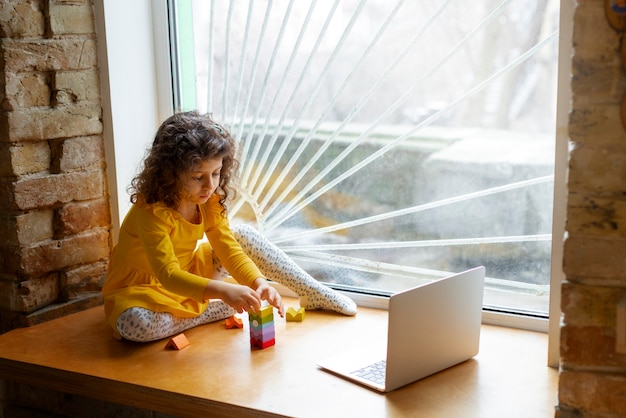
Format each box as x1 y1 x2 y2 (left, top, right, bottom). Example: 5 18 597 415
225 315 243 329
286 307 305 322
165 333 190 350
249 304 275 349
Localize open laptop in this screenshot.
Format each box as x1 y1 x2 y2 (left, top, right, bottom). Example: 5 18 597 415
317 266 485 392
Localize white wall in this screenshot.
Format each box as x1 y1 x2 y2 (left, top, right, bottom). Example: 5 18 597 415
94 0 174 242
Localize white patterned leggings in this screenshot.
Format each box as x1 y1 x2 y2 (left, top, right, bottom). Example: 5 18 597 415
115 224 356 342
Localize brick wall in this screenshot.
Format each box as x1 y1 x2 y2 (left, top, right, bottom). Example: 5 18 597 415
0 0 110 333
557 0 626 416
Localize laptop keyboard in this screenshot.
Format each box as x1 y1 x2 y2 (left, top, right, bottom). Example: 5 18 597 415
352 360 386 385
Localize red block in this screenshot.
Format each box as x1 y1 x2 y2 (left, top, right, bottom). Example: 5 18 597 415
251 337 275 349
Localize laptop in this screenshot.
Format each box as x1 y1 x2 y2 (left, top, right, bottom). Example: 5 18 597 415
317 266 485 392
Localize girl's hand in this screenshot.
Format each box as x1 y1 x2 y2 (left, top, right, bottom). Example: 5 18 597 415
253 278 285 317
205 281 262 314
223 284 263 314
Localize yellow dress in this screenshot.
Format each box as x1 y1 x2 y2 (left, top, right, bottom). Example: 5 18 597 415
102 194 262 338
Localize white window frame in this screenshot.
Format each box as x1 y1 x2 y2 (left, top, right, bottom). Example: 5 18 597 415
94 0 571 367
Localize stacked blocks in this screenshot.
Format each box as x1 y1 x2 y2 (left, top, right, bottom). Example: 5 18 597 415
249 304 275 349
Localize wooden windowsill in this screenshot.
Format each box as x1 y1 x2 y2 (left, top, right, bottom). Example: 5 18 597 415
0 299 557 417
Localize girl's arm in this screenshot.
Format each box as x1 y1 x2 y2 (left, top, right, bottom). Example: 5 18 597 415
201 277 285 316
203 204 263 288
203 279 262 314
202 198 284 315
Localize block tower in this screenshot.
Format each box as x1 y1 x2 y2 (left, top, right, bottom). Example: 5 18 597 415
249 304 275 349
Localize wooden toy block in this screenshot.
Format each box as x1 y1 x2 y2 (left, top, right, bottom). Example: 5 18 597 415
248 304 274 326
286 307 305 322
249 304 274 321
165 333 189 350
250 337 275 349
225 315 243 329
249 304 275 349
250 323 275 338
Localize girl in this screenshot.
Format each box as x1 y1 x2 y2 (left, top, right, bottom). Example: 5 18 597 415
102 112 357 342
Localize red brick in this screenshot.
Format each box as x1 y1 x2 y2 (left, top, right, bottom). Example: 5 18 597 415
2 141 51 176
50 135 105 173
15 208 54 246
563 236 626 282
48 0 95 36
3 72 52 110
52 70 100 105
0 0 45 39
568 144 626 195
54 199 110 237
17 228 110 276
571 57 626 104
1 38 97 73
6 104 102 142
573 2 621 63
569 104 624 146
561 282 626 327
566 193 626 239
561 325 626 370
12 169 104 211
559 370 626 416
60 261 107 300
15 273 60 313
0 273 61 313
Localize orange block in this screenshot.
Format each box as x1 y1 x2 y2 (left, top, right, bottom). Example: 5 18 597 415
165 333 190 350
225 315 244 329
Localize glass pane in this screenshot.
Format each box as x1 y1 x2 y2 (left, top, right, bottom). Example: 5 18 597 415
173 0 560 316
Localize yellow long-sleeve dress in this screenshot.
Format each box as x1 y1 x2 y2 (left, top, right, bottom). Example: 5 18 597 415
102 194 262 339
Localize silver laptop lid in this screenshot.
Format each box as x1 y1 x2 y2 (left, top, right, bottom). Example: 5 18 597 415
384 266 485 391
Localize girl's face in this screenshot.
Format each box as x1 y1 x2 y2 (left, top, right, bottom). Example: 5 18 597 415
180 157 223 206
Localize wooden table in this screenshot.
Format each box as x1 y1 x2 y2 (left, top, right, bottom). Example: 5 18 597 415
0 301 558 417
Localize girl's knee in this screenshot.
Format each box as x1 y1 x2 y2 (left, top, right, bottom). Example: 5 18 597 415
232 223 262 242
119 307 152 327
232 223 256 235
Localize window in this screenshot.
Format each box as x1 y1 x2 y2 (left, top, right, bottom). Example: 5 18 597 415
169 0 560 319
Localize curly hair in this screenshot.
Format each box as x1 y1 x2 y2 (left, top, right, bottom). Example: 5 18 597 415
129 111 239 212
